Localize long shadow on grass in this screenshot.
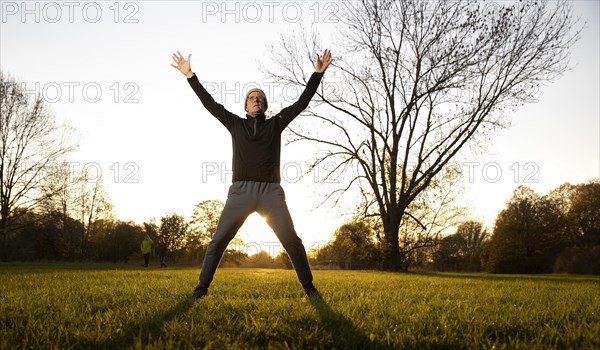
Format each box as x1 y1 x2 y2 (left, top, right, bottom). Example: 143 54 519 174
309 297 389 349
81 297 193 350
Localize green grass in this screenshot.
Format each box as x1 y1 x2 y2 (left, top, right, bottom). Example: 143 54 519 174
1 264 599 349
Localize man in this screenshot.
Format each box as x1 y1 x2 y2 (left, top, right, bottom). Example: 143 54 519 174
170 49 332 300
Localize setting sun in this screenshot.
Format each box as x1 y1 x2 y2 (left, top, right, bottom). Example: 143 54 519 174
237 212 282 256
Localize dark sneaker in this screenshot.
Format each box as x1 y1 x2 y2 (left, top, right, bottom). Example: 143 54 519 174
305 287 322 300
191 285 208 301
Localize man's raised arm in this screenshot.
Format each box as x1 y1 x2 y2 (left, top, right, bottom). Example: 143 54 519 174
171 51 235 130
278 49 332 129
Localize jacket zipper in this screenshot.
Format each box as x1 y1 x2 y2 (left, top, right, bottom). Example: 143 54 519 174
253 118 257 136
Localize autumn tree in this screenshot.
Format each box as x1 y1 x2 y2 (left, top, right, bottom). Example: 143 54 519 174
317 220 382 269
0 71 76 260
264 0 581 270
189 199 225 262
190 200 224 243
159 213 190 262
560 181 600 238
483 186 565 273
551 179 600 274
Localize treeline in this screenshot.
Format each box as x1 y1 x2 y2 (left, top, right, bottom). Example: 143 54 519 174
4 210 145 262
2 178 598 276
1 201 290 267
311 180 600 275
482 181 600 274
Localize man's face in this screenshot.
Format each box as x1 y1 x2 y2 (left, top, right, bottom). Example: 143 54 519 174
246 91 266 114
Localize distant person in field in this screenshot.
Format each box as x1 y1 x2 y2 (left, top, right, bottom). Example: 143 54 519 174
157 237 168 268
140 234 153 268
170 48 332 300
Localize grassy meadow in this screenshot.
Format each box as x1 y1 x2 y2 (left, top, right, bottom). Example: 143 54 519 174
0 263 599 349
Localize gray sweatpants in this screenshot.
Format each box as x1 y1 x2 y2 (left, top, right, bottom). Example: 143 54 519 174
198 181 314 291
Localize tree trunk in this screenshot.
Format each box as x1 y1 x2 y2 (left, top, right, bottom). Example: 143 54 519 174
0 202 10 261
383 213 402 271
0 219 7 262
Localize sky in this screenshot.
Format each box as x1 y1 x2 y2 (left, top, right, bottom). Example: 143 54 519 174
1 1 598 253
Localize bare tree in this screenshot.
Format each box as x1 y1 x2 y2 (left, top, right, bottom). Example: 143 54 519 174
75 167 113 259
433 221 489 272
264 0 581 270
39 161 113 259
395 164 465 269
0 71 76 260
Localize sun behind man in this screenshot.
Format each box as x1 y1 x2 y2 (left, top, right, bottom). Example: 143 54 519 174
170 49 332 300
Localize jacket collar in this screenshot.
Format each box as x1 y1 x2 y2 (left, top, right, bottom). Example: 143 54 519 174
246 113 266 121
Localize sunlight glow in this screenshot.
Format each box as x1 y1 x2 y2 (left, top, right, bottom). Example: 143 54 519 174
237 213 282 256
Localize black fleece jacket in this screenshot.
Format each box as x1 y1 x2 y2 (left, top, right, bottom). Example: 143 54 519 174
187 72 323 183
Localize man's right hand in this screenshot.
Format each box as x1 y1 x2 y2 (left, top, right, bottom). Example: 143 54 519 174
170 51 193 78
